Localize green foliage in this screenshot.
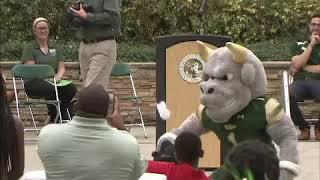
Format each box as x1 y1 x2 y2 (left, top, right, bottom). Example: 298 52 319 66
247 38 293 61
0 0 75 43
205 0 320 43
1 0 319 61
117 42 155 62
0 39 155 62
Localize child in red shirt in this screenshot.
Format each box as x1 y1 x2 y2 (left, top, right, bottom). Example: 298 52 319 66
147 132 210 180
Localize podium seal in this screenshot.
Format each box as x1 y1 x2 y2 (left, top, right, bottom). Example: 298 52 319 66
179 53 205 83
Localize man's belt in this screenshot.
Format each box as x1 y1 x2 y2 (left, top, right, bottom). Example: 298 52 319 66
81 36 114 44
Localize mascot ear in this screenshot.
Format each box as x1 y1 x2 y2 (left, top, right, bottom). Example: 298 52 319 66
196 40 215 61
226 42 251 64
241 63 255 85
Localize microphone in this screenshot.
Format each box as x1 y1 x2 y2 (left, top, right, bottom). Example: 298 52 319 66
198 0 208 17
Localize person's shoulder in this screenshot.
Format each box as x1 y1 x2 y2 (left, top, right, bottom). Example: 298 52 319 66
24 40 38 48
38 124 64 139
112 128 139 144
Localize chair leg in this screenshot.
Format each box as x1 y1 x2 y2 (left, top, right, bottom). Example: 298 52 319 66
51 103 63 124
67 108 72 121
27 105 39 134
137 105 147 138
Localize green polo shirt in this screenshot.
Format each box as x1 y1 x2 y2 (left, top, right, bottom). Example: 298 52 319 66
77 0 121 40
290 41 320 80
21 40 64 72
37 116 146 180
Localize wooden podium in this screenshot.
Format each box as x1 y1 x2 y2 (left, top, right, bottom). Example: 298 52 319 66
156 35 231 169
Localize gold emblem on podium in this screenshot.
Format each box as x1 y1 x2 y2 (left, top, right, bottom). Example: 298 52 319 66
178 54 204 83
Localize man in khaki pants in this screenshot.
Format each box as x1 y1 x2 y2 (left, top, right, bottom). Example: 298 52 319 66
70 0 121 90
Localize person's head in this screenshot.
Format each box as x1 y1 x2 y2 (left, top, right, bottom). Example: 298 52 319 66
174 132 204 165
309 14 320 34
0 69 10 179
221 140 279 180
75 84 110 117
33 17 49 41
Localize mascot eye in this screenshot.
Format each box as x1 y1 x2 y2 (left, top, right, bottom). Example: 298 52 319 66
220 73 233 81
222 75 228 80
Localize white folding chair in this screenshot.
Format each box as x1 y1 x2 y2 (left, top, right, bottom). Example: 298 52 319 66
111 63 147 138
12 64 63 134
281 70 319 125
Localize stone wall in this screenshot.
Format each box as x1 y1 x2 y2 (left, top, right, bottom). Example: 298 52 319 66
1 61 318 126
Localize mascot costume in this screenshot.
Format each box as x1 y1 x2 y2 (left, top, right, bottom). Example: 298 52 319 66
156 41 300 180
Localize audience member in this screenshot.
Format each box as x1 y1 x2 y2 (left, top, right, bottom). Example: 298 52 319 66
37 84 146 180
21 17 77 122
0 69 24 180
217 140 279 180
289 14 320 140
69 0 121 91
147 132 209 180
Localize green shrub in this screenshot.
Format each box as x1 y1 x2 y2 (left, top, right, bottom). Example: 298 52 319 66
117 42 155 62
0 39 155 62
1 0 319 61
247 39 293 61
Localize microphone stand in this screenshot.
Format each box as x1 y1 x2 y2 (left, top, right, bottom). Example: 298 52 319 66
198 0 208 35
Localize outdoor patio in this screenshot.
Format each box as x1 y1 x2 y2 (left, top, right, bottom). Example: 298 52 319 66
23 126 319 180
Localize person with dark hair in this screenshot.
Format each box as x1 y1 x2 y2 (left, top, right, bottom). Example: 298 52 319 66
217 140 280 180
289 14 320 140
147 132 209 180
21 17 77 122
0 70 24 180
37 84 146 180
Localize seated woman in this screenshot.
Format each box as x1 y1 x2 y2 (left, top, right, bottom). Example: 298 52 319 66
21 17 77 122
0 69 24 180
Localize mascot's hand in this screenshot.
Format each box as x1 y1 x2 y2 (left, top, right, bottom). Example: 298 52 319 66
157 132 177 147
152 132 177 162
280 168 296 180
279 160 300 180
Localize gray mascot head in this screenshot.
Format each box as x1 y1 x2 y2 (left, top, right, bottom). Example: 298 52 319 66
198 41 267 123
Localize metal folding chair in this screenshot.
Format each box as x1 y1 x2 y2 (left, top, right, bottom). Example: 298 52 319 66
111 63 147 138
12 64 63 133
281 70 319 125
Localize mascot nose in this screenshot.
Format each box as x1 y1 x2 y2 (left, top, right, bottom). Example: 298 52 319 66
201 86 214 94
207 88 214 94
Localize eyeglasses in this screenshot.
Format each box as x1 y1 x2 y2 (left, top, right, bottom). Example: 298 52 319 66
36 27 49 31
310 23 320 27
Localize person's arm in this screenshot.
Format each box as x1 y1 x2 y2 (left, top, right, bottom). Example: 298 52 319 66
302 64 320 73
21 44 35 64
56 61 65 81
108 96 127 131
147 160 171 175
129 147 147 180
8 116 25 180
70 1 120 25
23 60 35 64
291 32 320 70
55 46 66 81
